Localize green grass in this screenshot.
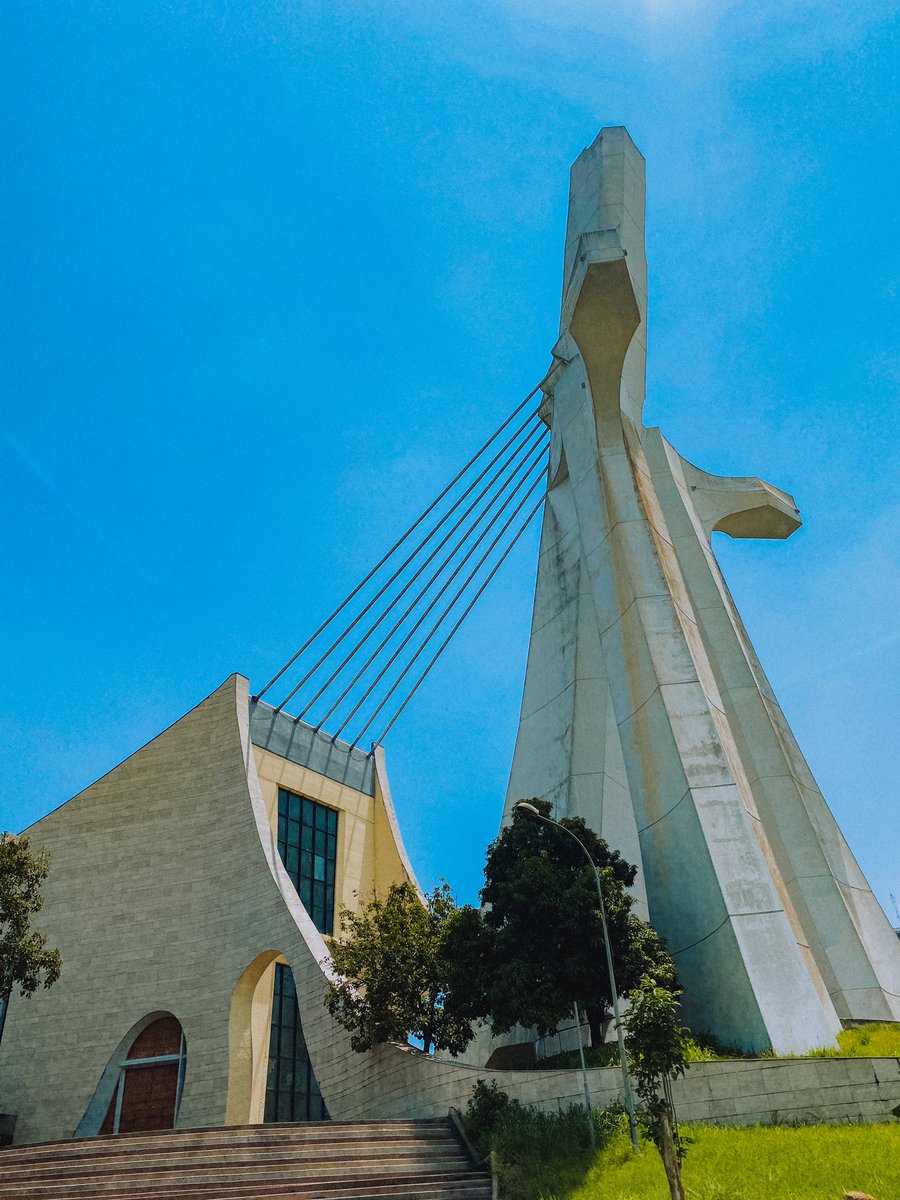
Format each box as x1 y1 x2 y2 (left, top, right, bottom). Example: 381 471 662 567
809 1022 900 1058
534 1022 900 1069
461 1081 621 1200
563 1122 900 1200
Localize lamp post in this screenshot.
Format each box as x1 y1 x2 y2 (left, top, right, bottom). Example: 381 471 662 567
513 801 640 1151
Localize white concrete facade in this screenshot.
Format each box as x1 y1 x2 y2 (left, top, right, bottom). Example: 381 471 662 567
0 676 423 1144
504 127 900 1053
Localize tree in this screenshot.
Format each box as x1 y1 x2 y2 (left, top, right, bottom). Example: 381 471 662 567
324 801 677 1064
0 833 62 1011
474 798 676 1047
325 881 483 1056
623 975 692 1200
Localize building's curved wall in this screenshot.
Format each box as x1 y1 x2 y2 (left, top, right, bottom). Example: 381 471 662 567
0 675 349 1143
0 674 896 1143
0 673 528 1143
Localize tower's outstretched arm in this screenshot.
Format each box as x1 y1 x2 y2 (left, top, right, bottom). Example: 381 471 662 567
675 452 802 541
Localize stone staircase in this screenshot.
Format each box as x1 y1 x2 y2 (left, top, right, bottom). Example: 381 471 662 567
0 1119 493 1199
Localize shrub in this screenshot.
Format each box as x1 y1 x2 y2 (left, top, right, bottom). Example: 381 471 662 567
462 1081 625 1200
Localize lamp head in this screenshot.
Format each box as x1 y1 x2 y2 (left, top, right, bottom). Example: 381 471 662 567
513 801 541 817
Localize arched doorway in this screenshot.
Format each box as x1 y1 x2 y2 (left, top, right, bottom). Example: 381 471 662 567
98 1014 186 1135
226 953 327 1125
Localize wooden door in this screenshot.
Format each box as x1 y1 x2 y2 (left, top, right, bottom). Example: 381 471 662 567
99 1015 185 1135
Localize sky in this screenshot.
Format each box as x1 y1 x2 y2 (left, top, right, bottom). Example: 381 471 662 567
1 1 898 922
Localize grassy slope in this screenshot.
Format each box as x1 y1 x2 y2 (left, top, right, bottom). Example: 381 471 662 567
811 1023 900 1057
536 1022 900 1070
565 1123 900 1200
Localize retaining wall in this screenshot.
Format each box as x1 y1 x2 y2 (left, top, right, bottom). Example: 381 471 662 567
329 1049 900 1129
671 1055 900 1126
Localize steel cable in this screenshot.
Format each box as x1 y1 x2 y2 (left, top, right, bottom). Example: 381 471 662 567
367 488 547 748
319 440 551 736
276 408 545 713
255 374 550 704
295 423 549 724
347 467 548 749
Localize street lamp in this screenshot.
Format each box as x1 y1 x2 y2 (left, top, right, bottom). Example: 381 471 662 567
513 801 640 1151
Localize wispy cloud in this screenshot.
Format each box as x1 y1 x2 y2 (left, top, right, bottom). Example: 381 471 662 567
491 0 895 64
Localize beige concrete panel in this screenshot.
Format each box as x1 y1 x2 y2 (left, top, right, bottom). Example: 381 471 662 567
609 519 674 603
530 489 583 632
517 610 579 721
688 597 777 701
595 447 647 528
600 604 659 724
617 687 689 830
657 682 736 790
634 595 702 688
371 747 423 901
253 744 375 921
225 952 281 1125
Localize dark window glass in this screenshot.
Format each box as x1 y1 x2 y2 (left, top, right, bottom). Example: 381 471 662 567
263 963 328 1124
277 789 338 935
0 990 8 1046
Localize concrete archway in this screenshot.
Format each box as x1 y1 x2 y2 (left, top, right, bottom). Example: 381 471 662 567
225 950 283 1125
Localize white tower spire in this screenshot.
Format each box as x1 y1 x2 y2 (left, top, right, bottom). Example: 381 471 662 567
505 127 900 1052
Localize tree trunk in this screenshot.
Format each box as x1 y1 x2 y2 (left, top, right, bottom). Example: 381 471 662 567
423 990 438 1055
584 1001 607 1049
656 1108 684 1200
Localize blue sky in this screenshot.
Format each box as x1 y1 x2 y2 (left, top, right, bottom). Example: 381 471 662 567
2 2 898 922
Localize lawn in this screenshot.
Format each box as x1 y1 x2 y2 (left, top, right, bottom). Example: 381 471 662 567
464 1035 900 1200
562 1122 900 1200
535 1021 900 1069
811 1023 900 1058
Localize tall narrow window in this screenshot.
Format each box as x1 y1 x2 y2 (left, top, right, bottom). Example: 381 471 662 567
277 789 338 935
264 963 328 1122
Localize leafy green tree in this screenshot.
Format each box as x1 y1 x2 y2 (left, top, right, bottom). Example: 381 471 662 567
0 833 62 1011
623 975 692 1200
325 881 482 1055
474 798 676 1047
325 802 677 1066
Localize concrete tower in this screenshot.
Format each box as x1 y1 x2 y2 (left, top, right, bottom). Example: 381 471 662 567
505 127 900 1053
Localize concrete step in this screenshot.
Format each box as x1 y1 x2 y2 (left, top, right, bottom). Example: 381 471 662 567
0 1171 492 1200
2 1127 457 1164
0 1120 491 1200
1 1148 467 1176
0 1157 472 1186
0 1141 463 1167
